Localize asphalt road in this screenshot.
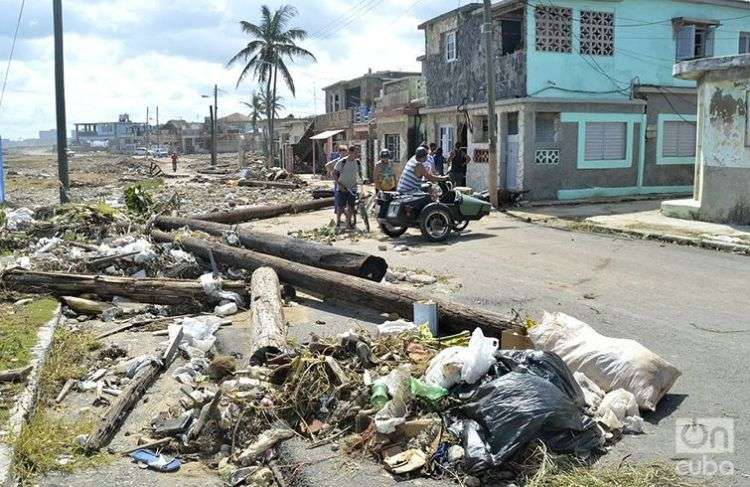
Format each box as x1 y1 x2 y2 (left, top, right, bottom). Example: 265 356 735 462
259 209 750 486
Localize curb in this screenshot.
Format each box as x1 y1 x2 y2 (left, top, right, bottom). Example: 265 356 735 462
505 210 750 256
0 305 63 486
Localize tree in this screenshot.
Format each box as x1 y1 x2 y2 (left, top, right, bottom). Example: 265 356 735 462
228 5 315 166
242 87 285 156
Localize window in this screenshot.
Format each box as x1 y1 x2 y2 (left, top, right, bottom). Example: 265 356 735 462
334 94 340 111
501 19 523 55
384 134 401 162
536 113 558 145
584 122 626 161
535 6 572 53
439 126 455 154
445 31 457 62
740 32 750 54
675 23 715 61
472 115 489 143
580 11 615 56
662 121 696 158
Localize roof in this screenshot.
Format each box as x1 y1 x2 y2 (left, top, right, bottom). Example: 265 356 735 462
310 129 344 140
322 71 422 91
674 53 750 80
219 113 252 123
418 3 482 29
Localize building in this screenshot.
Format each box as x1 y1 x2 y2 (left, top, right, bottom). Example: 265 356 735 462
418 0 750 200
73 114 149 153
374 75 426 175
662 54 750 224
218 113 255 134
38 129 57 142
310 70 423 175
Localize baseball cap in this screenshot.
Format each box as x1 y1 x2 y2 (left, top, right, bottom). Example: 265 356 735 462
415 147 428 159
380 149 392 159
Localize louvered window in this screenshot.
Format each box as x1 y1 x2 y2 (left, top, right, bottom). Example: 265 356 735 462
662 121 696 158
584 122 626 160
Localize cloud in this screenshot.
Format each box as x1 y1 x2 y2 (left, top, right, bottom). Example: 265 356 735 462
0 0 460 140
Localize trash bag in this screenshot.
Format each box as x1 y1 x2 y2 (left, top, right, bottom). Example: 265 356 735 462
574 372 606 411
597 389 645 434
447 350 604 472
529 312 681 411
424 328 498 389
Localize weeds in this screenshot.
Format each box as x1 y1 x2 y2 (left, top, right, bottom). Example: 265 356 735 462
0 298 58 371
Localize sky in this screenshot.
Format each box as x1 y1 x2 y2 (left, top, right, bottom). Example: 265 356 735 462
0 0 469 140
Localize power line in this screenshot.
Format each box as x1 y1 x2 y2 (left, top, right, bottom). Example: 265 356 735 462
312 0 382 40
0 0 26 115
317 0 386 40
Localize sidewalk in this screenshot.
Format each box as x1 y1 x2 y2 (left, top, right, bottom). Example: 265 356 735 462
506 199 750 255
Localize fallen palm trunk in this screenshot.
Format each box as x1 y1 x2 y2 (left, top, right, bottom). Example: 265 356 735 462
85 327 183 451
238 179 300 190
249 268 289 364
190 198 335 224
151 231 522 336
154 216 388 281
2 270 247 305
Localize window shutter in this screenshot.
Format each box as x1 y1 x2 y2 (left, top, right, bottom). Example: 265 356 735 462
584 123 605 160
676 25 696 60
663 121 696 158
704 28 715 57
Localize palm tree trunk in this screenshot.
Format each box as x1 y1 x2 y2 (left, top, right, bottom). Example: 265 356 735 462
271 63 279 168
265 76 273 167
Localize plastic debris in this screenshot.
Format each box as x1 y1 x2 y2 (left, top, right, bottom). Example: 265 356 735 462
129 449 181 472
4 207 35 231
384 449 428 474
596 389 645 434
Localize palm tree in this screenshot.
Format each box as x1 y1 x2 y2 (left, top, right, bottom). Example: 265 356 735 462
228 5 315 166
242 87 285 155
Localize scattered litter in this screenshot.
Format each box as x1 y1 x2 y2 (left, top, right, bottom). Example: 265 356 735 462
4 207 35 231
129 449 181 472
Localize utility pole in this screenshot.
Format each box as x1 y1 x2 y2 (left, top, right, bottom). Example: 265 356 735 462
146 106 150 147
209 105 216 167
213 85 218 166
156 105 159 147
53 0 69 203
483 0 499 209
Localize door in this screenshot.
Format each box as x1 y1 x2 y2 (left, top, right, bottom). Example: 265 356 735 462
505 134 520 190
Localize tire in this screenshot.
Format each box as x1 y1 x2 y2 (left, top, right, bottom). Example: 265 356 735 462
453 220 469 232
420 206 454 242
379 222 408 238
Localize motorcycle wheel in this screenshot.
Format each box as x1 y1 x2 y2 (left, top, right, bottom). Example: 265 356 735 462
453 220 470 232
420 207 453 242
379 222 408 238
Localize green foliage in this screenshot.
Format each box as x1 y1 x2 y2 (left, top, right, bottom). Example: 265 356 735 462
0 298 58 371
124 183 154 214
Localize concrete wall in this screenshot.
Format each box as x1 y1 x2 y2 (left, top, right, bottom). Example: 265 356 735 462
525 0 750 99
641 91 697 187
695 72 750 222
422 10 526 108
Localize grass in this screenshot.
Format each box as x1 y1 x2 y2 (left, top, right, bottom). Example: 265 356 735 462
11 412 110 482
137 177 164 191
11 327 108 483
0 298 58 371
522 448 699 487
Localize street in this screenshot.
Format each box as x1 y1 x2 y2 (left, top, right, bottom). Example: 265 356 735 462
257 208 750 485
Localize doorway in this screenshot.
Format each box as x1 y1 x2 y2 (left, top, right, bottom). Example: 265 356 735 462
505 112 520 190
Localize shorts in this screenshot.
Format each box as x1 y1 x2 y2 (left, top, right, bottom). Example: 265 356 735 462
335 189 357 210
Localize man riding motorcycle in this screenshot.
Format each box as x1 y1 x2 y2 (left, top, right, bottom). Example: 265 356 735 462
396 147 449 194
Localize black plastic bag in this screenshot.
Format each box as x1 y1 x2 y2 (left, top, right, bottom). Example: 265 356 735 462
447 350 604 472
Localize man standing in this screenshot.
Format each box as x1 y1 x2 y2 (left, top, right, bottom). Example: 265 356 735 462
333 145 361 229
326 145 348 221
397 147 448 194
171 151 179 172
448 143 468 187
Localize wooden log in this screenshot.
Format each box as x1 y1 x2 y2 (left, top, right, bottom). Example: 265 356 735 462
154 216 388 282
0 365 33 383
2 270 247 306
85 331 183 452
237 179 300 190
189 197 335 224
249 268 288 365
151 231 522 337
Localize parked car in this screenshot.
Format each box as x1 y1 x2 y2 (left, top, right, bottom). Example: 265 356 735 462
134 147 152 156
66 149 76 158
152 147 168 158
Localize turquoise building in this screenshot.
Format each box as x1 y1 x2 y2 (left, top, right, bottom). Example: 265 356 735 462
418 0 750 200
